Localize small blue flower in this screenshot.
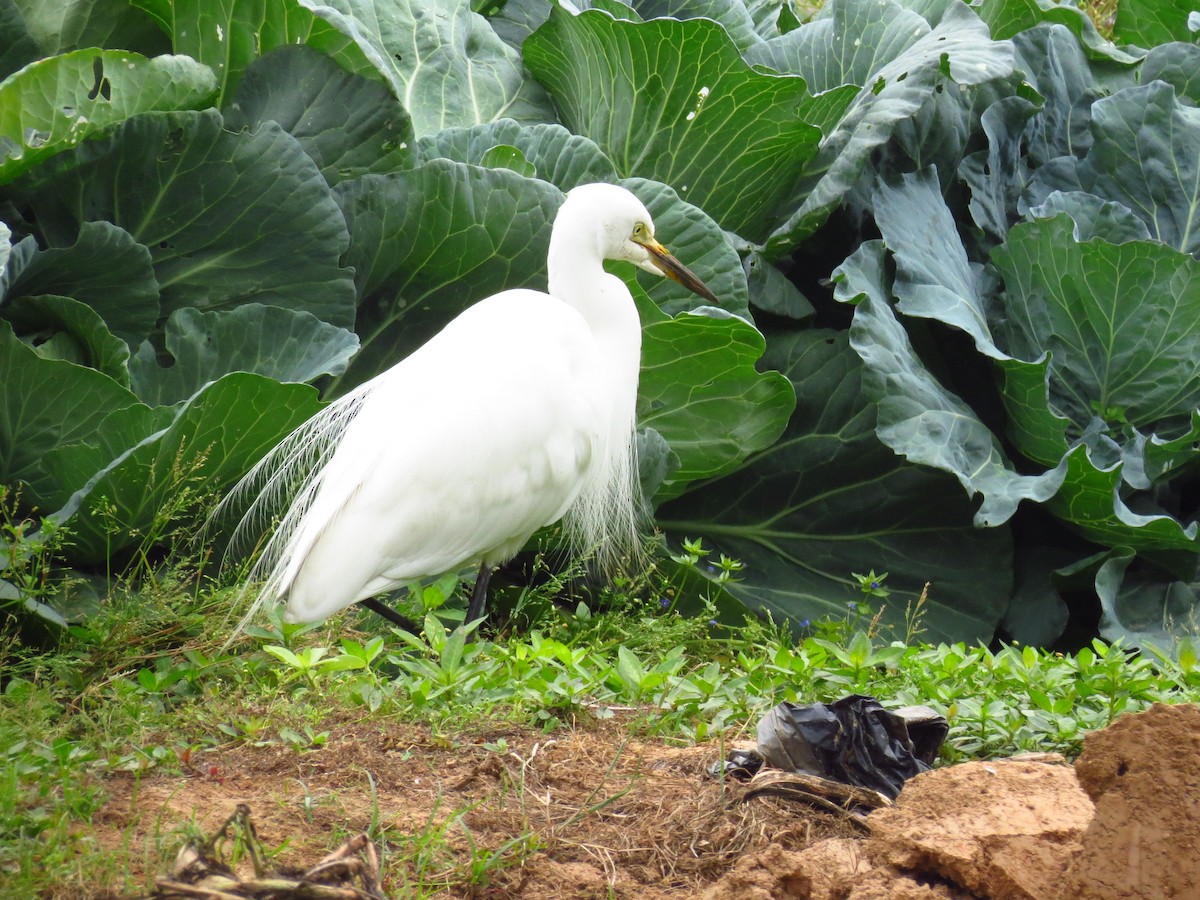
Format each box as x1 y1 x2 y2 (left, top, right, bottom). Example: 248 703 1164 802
798 619 811 629
870 581 880 590
659 597 670 610
708 619 718 626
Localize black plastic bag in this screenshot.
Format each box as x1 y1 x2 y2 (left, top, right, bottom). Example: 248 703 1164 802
756 695 947 800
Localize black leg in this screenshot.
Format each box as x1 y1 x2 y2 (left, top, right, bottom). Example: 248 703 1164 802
358 596 419 633
465 561 493 624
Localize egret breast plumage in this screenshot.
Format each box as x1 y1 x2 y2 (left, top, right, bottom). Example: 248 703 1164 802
223 183 718 629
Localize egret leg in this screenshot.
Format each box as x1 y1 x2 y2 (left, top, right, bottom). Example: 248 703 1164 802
358 597 419 633
465 562 494 624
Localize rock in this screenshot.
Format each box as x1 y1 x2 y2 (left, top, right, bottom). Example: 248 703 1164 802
865 758 1092 899
842 867 976 899
698 843 814 900
1061 703 1200 899
698 836 977 900
793 838 869 900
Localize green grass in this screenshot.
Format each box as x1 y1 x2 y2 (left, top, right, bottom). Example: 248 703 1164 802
4 578 1200 897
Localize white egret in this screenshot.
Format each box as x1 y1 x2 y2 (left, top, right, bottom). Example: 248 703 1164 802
224 183 717 630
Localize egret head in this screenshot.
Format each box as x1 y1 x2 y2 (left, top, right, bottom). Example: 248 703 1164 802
561 183 720 305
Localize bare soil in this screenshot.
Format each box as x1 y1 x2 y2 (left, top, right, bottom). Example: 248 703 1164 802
71 703 1200 898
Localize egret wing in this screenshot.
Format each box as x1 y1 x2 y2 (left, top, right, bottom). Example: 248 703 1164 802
279 291 608 621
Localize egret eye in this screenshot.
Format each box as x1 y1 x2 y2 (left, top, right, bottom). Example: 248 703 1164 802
632 222 647 239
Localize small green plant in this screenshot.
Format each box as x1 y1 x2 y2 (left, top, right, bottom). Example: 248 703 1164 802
262 645 333 689
853 569 889 599
671 537 745 584
278 725 330 751
1 488 76 633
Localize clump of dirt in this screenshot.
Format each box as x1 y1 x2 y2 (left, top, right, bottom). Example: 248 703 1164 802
864 757 1091 899
701 756 1090 900
69 703 1200 898
1061 702 1200 899
702 704 1200 899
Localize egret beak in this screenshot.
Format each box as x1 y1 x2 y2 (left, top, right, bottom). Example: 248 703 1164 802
636 237 720 305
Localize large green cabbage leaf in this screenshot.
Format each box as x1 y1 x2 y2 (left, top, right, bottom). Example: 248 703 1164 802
3 0 1200 652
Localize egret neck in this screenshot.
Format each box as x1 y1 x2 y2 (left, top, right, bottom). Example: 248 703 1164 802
546 214 644 413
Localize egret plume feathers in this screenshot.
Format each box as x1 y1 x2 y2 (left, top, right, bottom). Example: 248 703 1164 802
216 383 374 635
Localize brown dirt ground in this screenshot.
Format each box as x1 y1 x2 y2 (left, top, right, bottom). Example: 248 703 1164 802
62 703 1200 899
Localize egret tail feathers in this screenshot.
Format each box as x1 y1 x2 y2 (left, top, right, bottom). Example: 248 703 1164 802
212 382 374 638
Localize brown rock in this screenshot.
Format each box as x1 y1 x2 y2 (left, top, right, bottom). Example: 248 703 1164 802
698 843 814 900
794 838 871 900
1062 703 1200 899
842 867 976 899
865 758 1092 899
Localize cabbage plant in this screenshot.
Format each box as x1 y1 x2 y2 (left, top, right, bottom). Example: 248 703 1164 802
2 0 1198 650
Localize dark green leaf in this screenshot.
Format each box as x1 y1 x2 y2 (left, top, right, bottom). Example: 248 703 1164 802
0 3 41 80
129 305 360 406
0 319 144 506
636 0 766 51
657 329 1013 643
39 403 172 511
743 250 814 320
525 5 843 240
635 426 677 500
747 0 931 88
835 240 1065 527
130 0 380 108
225 44 413 184
478 145 536 178
639 301 794 501
1 220 159 345
993 215 1200 432
1095 552 1200 655
1141 42 1200 105
1002 547 1072 647
295 0 556 136
1047 445 1200 553
416 120 619 191
994 354 1072 467
959 95 1039 241
1113 0 1199 47
1027 81 1200 256
51 373 323 564
0 49 217 183
1027 191 1153 244
1141 410 1200 484
3 294 129 383
10 0 169 56
762 0 1014 253
976 0 1140 63
871 169 1001 357
1014 26 1110 167
7 110 357 328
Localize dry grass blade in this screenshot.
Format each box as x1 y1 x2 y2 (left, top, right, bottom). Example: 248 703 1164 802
149 805 385 900
739 769 892 830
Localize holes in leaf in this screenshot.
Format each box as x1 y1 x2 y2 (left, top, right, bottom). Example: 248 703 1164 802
88 57 112 101
159 128 187 162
